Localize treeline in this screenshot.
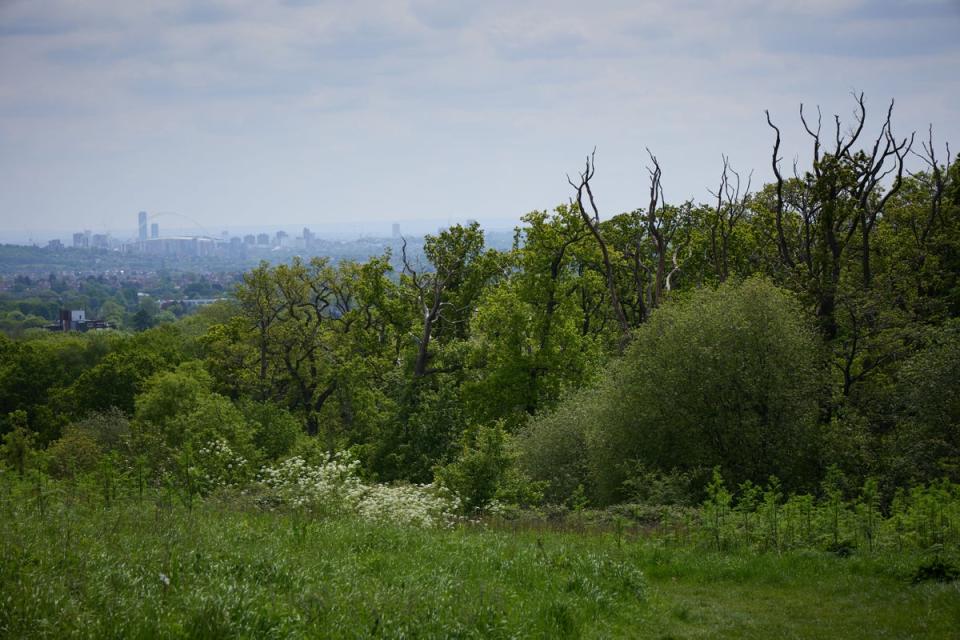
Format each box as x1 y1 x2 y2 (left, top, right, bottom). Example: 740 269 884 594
1 96 958 512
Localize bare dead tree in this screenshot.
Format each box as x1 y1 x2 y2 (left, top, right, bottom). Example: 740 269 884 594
568 151 631 348
617 213 652 324
849 100 915 288
707 155 753 282
908 125 953 277
765 110 793 269
644 150 689 307
765 94 914 338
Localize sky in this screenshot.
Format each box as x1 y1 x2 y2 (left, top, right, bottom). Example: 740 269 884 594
1 0 959 242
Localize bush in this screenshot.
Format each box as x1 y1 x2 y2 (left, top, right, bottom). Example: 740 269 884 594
240 401 302 460
1 410 36 476
46 426 102 479
516 387 597 504
520 278 823 505
886 321 960 485
435 423 512 513
258 454 459 527
911 555 959 583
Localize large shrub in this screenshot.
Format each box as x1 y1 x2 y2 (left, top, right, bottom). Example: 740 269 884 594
521 278 823 505
885 320 960 485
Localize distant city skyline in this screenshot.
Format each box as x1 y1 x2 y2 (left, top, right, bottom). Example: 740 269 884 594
0 218 520 247
1 1 959 234
0 216 520 246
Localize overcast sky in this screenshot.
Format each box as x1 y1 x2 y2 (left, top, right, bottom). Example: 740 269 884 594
1 0 958 240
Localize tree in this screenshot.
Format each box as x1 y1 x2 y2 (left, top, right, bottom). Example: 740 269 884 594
706 156 753 283
228 256 398 443
568 152 631 346
884 321 960 485
764 94 913 339
463 205 605 427
132 309 155 332
1 410 36 476
401 222 495 377
569 150 693 343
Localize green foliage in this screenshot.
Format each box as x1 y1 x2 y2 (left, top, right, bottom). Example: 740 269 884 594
884 321 960 485
46 426 102 479
0 131 957 523
368 378 466 483
613 278 819 498
435 422 513 513
521 278 823 504
133 362 213 442
240 400 301 460
689 473 960 554
621 462 702 506
1 472 958 638
132 362 257 472
516 384 596 503
170 394 257 461
703 467 732 550
1 410 36 476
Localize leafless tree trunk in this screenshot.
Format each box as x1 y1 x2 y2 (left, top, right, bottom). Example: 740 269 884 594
708 155 752 282
568 151 631 349
909 126 952 285
644 150 688 307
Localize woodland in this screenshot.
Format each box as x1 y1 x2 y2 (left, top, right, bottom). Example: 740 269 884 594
3 96 957 503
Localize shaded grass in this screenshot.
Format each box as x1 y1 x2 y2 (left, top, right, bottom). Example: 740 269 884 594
1 495 958 638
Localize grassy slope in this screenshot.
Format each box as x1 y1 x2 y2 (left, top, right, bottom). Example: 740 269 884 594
1 499 958 639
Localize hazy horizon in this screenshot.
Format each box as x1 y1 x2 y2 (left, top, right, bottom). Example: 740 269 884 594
0 217 521 246
2 0 959 235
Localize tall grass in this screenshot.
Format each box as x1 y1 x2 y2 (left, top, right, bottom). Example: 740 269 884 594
1 468 958 638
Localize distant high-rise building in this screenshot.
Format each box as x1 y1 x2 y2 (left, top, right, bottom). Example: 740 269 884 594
257 233 270 246
392 223 401 238
243 234 256 246
151 223 159 239
138 211 148 242
72 232 87 248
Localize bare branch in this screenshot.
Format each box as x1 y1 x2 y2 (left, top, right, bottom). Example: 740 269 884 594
765 109 793 268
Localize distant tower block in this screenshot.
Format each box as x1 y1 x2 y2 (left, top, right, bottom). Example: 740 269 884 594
150 223 159 239
138 211 148 242
392 223 401 238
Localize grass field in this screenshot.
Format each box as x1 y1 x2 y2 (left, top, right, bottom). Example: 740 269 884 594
2 490 958 639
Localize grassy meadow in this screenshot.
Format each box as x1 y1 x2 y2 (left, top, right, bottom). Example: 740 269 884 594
2 480 958 639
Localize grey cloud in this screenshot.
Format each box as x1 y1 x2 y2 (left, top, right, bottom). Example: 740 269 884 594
1 0 958 233
169 2 239 26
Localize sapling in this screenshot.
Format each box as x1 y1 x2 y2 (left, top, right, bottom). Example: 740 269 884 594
736 480 761 548
762 476 782 552
856 477 881 552
821 465 846 547
704 467 731 551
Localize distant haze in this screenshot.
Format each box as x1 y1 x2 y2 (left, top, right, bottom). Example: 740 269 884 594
1 0 958 237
